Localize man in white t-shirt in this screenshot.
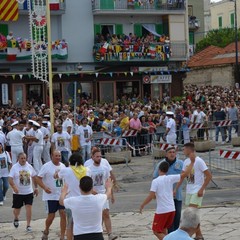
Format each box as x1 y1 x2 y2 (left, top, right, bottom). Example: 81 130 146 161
60 176 113 240
51 124 71 166
140 156 195 240
56 152 91 240
8 152 38 232
0 143 12 206
62 112 73 134
165 112 177 145
76 118 93 162
36 150 66 240
176 142 212 240
85 148 118 240
6 121 25 164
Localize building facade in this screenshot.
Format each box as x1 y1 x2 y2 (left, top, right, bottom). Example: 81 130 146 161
0 0 189 107
210 0 239 30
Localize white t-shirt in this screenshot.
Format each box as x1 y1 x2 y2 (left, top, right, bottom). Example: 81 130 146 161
40 126 50 144
9 162 36 195
183 156 208 194
166 118 176 135
87 164 110 194
0 132 6 146
150 175 180 214
6 129 24 147
58 166 91 197
0 151 12 177
51 131 71 152
62 118 73 134
38 161 66 200
84 158 112 172
64 194 107 235
191 110 206 124
76 125 93 146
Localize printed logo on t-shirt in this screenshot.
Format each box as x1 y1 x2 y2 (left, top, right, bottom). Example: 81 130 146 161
57 137 65 147
55 178 63 188
19 170 31 186
187 167 195 184
0 157 7 169
93 173 103 187
83 129 89 139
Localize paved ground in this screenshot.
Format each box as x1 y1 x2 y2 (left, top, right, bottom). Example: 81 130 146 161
0 206 239 240
0 144 240 239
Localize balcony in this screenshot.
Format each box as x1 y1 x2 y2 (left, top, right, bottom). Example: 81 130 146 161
18 0 66 15
93 41 186 63
92 0 186 15
188 16 200 31
0 38 68 62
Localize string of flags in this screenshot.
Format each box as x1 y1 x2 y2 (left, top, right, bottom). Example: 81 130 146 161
0 68 190 80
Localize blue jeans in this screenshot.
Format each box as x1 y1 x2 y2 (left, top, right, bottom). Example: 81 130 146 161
0 177 9 202
81 145 91 163
228 120 238 141
168 199 182 233
61 150 69 166
215 126 226 142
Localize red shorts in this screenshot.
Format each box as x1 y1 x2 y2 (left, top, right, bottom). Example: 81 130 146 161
152 211 175 233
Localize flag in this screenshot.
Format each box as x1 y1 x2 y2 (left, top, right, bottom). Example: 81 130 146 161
0 0 19 21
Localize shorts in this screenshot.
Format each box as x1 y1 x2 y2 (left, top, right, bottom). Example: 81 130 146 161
65 208 73 229
185 193 203 207
74 233 104 240
103 200 109 210
12 193 34 209
152 211 175 233
45 200 65 214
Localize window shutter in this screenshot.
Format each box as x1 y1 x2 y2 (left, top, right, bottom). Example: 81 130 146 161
231 13 234 28
218 16 222 28
94 24 101 35
189 32 194 45
134 24 142 37
0 24 9 36
115 24 123 35
155 24 163 35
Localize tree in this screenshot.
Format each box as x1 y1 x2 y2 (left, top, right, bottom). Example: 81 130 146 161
195 28 240 52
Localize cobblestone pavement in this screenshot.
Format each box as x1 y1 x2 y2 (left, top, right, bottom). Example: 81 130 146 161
0 206 239 240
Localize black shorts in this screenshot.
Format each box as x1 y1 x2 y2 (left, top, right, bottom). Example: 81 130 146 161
45 200 65 214
74 233 104 240
12 193 34 209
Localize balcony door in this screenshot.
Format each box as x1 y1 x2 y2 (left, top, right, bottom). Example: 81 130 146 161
100 0 114 10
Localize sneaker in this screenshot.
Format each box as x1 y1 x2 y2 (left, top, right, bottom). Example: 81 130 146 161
108 233 118 240
3 196 6 201
26 226 32 233
0 201 3 206
13 219 19 228
42 230 49 240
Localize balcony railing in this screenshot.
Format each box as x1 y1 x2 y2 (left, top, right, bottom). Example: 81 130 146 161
92 0 185 12
189 17 200 31
93 41 186 62
0 38 68 62
18 0 66 12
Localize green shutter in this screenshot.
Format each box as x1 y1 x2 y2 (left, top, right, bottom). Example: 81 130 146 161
231 13 234 28
134 24 142 37
94 24 101 35
189 32 194 45
155 24 163 35
115 24 123 35
0 24 8 36
100 0 114 9
218 16 222 28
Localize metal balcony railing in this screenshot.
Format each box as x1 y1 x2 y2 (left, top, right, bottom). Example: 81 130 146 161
92 0 186 12
93 41 186 62
18 0 66 11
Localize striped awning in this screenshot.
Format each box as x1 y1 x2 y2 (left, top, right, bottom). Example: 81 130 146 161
0 0 19 21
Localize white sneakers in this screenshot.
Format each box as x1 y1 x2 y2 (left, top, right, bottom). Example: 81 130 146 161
0 201 3 206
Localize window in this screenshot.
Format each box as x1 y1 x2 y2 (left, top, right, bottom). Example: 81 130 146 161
230 12 235 28
189 31 194 45
218 16 223 29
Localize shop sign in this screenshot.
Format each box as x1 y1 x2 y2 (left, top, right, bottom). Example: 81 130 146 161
1 84 8 105
150 75 172 84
